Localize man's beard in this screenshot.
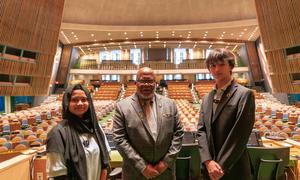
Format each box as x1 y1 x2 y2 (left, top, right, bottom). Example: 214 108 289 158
137 90 154 100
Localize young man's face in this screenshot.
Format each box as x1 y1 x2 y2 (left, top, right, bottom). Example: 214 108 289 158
209 60 232 82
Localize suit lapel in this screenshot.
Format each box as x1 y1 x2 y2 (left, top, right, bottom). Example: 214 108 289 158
205 91 216 158
206 91 214 129
130 93 155 141
212 83 238 124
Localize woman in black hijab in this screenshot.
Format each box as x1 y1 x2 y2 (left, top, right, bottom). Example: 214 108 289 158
46 84 109 180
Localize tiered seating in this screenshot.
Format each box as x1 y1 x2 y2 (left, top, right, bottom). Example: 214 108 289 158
236 78 249 86
175 99 199 132
254 93 300 142
0 106 61 152
93 82 120 100
93 100 115 120
125 82 136 97
195 80 214 98
0 93 116 153
167 81 192 101
70 79 85 85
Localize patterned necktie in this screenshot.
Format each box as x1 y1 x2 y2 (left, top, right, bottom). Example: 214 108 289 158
142 100 157 139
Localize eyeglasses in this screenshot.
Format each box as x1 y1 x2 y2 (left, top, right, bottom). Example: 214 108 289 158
136 80 156 85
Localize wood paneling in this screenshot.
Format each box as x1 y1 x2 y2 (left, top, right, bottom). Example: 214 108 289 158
265 50 300 93
0 0 64 96
255 0 300 51
56 45 72 84
245 42 263 82
255 0 300 93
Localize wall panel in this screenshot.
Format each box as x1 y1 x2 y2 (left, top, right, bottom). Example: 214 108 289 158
0 0 64 96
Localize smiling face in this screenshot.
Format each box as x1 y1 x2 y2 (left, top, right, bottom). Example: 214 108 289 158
136 67 156 100
68 89 89 118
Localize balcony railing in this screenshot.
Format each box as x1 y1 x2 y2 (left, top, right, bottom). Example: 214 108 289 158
77 59 214 70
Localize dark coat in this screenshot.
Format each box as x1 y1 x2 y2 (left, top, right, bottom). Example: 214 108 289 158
197 82 255 180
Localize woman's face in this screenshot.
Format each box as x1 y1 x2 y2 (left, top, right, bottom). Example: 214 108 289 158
69 89 89 118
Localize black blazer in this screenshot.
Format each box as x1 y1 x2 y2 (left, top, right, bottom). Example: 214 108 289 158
197 82 255 179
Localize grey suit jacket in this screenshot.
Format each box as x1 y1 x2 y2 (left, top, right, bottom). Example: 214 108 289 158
197 82 255 180
113 93 184 180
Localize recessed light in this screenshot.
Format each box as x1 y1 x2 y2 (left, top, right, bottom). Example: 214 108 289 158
124 32 127 35
140 34 144 37
239 35 242 37
149 42 151 44
172 31 175 33
188 31 191 34
75 37 78 40
179 35 182 37
107 33 111 36
156 31 159 34
205 31 208 33
223 32 226 34
172 34 175 36
74 35 77 38
94 39 97 41
125 37 128 40
231 33 234 36
91 34 94 37
71 32 74 34
140 32 143 34
244 28 247 31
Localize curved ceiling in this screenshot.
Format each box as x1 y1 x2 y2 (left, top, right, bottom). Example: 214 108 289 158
63 0 256 26
60 0 259 54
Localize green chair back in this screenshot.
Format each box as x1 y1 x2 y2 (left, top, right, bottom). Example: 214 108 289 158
247 147 289 180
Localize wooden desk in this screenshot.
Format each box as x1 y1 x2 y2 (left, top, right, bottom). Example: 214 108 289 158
110 150 123 168
0 154 33 180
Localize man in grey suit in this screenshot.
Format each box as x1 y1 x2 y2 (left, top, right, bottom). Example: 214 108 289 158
113 67 184 180
197 49 255 180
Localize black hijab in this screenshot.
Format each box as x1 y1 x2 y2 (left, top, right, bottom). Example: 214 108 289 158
46 84 109 180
